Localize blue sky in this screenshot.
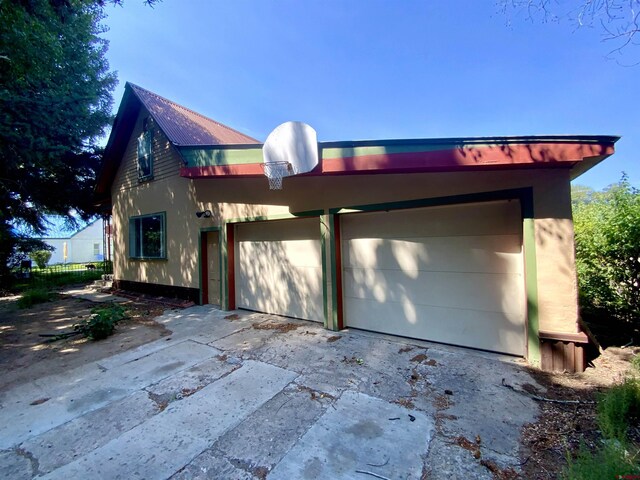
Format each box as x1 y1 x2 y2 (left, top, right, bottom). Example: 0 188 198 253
103 0 638 190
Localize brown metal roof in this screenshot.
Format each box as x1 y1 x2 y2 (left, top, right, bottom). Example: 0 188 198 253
129 83 260 146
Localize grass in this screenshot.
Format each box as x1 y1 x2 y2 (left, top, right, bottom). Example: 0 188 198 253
17 287 54 309
562 357 640 479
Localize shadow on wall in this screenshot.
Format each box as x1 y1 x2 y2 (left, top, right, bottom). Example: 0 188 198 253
341 201 526 356
235 218 323 322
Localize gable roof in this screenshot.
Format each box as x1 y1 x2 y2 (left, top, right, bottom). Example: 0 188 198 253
95 83 259 205
128 84 260 146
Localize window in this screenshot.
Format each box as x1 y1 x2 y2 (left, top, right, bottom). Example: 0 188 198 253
129 212 166 259
137 118 153 181
93 243 100 256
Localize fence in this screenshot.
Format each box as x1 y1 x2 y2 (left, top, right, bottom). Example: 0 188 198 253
14 261 113 289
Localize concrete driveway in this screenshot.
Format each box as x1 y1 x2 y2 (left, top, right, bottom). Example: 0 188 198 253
0 305 540 479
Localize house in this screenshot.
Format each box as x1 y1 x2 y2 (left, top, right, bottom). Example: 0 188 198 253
41 218 111 265
95 83 618 372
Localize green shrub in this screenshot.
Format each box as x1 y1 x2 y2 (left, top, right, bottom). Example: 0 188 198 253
598 378 640 443
74 303 127 340
562 441 640 480
29 250 52 269
17 287 52 308
631 354 640 374
572 175 640 323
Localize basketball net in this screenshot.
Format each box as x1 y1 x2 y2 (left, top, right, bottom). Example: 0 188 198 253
262 161 295 190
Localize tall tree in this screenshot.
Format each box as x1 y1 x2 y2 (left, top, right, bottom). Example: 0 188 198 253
0 0 116 286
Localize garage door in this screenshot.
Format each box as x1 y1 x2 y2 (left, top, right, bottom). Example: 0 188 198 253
342 200 526 355
236 218 323 322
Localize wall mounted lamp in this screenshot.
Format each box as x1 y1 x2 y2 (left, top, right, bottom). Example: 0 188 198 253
195 210 212 218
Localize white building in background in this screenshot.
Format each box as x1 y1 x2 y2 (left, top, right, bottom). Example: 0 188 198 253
43 219 111 265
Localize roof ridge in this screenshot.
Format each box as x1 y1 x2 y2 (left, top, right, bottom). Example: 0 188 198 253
127 83 260 144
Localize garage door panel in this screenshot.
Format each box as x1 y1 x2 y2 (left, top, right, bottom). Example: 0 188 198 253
236 219 323 322
342 200 525 356
343 268 524 315
341 201 522 240
345 298 525 356
343 235 522 274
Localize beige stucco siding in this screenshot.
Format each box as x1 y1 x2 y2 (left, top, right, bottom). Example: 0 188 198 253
113 119 579 336
190 169 579 334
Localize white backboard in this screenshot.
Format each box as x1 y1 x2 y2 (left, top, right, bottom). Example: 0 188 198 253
262 121 318 175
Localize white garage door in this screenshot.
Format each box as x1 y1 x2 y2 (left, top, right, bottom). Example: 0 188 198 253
342 200 526 355
236 218 323 322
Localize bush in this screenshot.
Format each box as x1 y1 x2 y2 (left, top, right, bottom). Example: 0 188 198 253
17 287 53 308
597 378 640 443
74 303 127 340
29 250 52 269
572 174 640 323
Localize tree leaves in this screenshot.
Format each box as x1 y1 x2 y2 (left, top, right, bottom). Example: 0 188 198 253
573 174 640 322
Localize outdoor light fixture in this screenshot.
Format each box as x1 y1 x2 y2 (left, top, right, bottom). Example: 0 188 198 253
195 210 212 218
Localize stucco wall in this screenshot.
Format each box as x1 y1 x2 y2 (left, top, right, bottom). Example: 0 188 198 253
191 170 579 334
112 116 579 335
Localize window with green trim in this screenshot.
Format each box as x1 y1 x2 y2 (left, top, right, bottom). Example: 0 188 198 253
129 212 166 259
137 118 153 181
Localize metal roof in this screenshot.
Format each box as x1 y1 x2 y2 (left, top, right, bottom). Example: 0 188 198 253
128 83 260 146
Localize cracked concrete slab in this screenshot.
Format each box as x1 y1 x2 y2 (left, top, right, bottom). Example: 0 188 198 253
18 390 159 476
40 360 297 480
0 304 541 479
268 390 434 480
0 339 218 449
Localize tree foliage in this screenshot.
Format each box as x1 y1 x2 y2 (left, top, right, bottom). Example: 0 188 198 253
572 174 640 323
30 250 53 269
0 0 119 286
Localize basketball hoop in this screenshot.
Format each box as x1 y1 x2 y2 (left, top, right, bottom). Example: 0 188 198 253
262 161 296 190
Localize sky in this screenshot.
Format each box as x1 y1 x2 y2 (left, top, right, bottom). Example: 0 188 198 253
102 0 638 190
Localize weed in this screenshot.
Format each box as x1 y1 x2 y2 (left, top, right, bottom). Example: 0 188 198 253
562 441 640 480
74 303 127 340
631 354 640 374
17 287 53 308
597 378 640 443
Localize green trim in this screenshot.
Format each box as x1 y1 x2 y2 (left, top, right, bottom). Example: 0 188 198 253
523 218 541 366
328 215 340 331
291 209 325 217
328 188 532 215
225 212 298 224
320 216 329 329
179 147 263 168
221 225 229 310
321 143 455 160
128 211 167 260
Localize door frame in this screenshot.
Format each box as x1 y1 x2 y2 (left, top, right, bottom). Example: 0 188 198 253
199 227 222 305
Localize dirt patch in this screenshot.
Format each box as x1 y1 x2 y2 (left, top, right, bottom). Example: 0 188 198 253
410 353 429 363
224 314 241 320
326 335 341 343
398 346 415 354
519 345 640 479
251 322 300 333
0 294 170 391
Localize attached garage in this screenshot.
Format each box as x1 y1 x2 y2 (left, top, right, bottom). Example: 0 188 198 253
235 217 323 322
341 200 526 356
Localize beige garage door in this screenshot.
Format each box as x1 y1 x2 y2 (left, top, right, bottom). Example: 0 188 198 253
342 200 526 355
235 218 323 322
